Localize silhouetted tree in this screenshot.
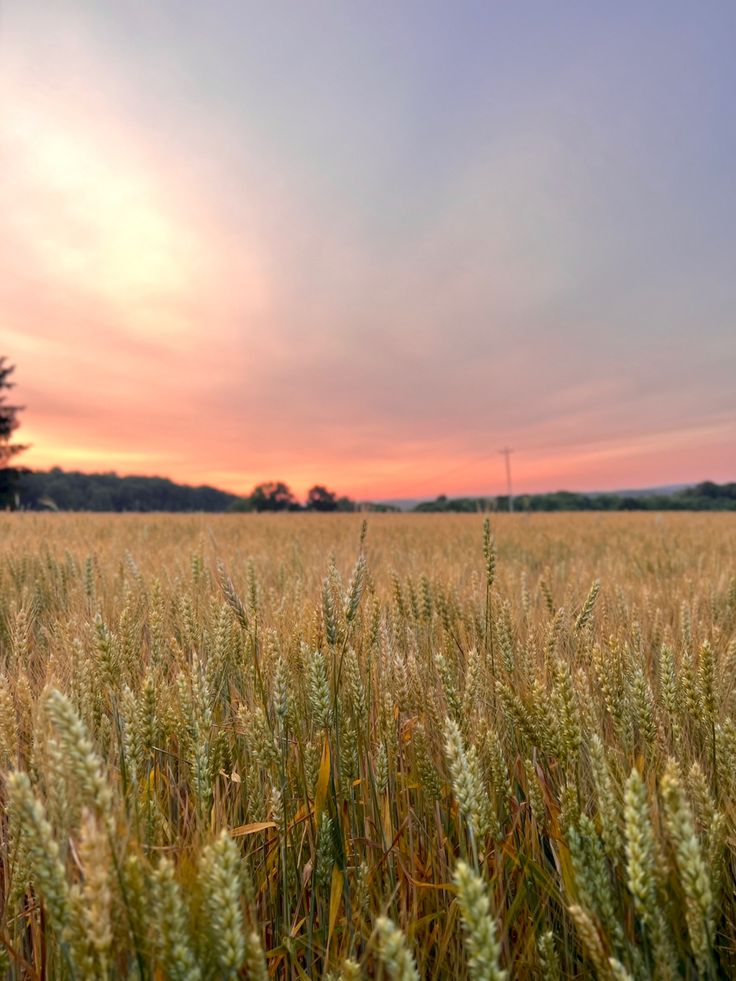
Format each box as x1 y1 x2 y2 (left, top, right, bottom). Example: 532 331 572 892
248 481 298 512
0 358 27 507
306 485 339 511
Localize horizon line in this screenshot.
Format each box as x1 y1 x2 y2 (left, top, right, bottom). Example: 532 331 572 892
15 464 728 503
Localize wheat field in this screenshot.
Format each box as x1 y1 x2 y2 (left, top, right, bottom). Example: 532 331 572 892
0 512 734 980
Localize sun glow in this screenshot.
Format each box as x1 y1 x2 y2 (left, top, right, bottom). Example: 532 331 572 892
3 104 200 333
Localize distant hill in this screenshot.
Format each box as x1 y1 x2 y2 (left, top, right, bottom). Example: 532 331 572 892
14 469 398 513
17 468 239 512
596 483 694 498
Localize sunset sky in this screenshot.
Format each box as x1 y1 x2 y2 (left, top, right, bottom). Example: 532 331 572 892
2 2 735 500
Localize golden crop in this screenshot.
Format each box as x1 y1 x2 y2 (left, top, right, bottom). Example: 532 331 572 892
0 512 734 979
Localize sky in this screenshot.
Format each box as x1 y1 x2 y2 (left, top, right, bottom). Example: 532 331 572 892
1 1 735 500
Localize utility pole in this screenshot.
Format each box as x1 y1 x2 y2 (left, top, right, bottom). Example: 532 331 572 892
499 447 514 512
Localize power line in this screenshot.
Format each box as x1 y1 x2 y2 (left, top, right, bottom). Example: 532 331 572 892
498 447 514 513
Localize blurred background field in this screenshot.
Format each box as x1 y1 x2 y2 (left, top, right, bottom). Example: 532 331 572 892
2 510 734 596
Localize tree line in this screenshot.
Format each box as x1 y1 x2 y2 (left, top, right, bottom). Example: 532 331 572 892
15 471 735 514
16 469 238 512
414 483 736 512
12 470 402 513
